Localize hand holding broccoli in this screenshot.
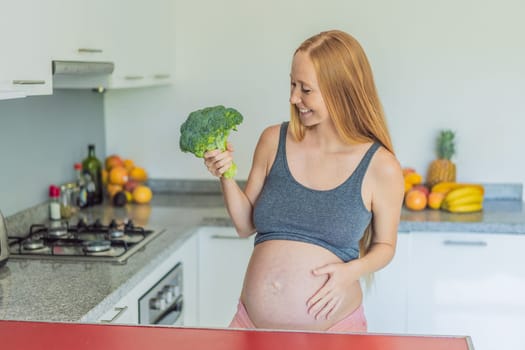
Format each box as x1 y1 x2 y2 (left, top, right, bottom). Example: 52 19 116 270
179 105 244 179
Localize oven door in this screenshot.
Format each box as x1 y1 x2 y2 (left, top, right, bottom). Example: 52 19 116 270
138 262 184 325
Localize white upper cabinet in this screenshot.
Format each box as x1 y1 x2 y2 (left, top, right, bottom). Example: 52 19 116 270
0 0 53 99
0 0 174 97
48 0 113 63
108 0 174 88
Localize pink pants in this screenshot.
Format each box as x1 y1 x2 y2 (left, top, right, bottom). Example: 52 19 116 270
228 301 367 333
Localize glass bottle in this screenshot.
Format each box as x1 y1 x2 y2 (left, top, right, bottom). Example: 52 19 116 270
82 144 103 205
74 163 88 208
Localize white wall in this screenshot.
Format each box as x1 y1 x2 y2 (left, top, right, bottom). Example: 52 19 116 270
104 0 525 188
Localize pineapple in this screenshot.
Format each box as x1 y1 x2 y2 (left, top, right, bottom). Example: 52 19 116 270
426 129 456 187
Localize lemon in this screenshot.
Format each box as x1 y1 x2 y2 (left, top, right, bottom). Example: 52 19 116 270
132 185 153 204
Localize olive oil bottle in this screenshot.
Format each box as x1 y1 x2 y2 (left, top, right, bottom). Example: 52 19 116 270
82 144 103 205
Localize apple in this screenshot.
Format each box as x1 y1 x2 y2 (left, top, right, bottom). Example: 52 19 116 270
412 184 430 197
124 180 140 193
402 167 416 177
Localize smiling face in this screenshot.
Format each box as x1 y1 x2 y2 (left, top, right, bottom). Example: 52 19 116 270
289 51 330 127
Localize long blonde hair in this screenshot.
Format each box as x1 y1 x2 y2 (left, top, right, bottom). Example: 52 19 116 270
289 30 394 260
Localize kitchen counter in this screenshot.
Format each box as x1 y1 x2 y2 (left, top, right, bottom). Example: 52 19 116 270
0 320 473 350
399 199 525 233
1 193 525 323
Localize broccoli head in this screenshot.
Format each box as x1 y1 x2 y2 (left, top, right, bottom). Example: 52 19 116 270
179 105 244 179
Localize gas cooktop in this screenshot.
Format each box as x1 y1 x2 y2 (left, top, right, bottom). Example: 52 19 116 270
8 218 165 264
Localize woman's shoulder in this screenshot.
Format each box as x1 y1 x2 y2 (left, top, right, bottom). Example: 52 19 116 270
252 123 284 175
258 123 284 146
368 145 403 181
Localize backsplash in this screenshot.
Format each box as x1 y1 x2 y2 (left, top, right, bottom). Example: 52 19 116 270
0 89 106 216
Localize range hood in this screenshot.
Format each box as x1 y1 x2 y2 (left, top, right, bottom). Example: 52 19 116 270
52 60 114 90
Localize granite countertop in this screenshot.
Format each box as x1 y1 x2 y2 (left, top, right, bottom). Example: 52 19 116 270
1 192 525 323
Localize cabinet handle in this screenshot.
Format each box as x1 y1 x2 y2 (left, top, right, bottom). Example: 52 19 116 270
12 80 46 85
124 75 145 80
78 48 103 53
211 234 247 240
99 306 128 323
154 74 171 79
442 240 487 247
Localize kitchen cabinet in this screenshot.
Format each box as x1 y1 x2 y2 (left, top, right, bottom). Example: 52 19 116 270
48 0 173 89
94 234 198 326
362 232 410 333
108 0 174 88
407 232 525 350
0 0 53 98
176 233 199 327
1 0 173 95
97 293 138 324
47 0 113 63
197 227 254 327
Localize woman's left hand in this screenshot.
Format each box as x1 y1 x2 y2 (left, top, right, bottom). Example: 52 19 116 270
307 262 360 320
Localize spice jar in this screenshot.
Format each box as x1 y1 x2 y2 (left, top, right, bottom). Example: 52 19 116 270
59 183 77 219
49 185 61 221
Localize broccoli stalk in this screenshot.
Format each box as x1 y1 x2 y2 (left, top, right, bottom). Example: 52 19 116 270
179 105 244 179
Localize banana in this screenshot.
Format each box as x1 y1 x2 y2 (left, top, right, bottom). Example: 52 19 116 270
431 182 484 195
444 193 484 207
444 186 484 202
446 202 483 213
431 182 461 194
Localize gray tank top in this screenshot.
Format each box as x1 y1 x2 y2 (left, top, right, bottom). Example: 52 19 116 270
253 122 380 262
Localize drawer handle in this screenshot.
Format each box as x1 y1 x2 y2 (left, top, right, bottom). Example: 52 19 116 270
100 306 128 323
78 48 103 53
211 234 246 240
12 80 46 85
442 240 487 247
124 75 145 80
154 74 171 79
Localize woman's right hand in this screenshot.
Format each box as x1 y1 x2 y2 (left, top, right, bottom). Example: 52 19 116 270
203 143 234 178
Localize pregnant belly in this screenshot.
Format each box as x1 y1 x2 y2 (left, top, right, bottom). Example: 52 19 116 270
240 240 362 331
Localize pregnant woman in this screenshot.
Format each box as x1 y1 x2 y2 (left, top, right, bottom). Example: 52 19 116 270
204 30 404 332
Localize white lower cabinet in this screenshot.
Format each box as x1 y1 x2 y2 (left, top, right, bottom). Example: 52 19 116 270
362 232 410 333
407 232 525 350
177 234 199 327
97 293 138 324
94 234 198 326
197 227 255 328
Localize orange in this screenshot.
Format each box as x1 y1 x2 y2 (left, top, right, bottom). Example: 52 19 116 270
108 166 128 185
101 169 108 185
404 172 423 185
105 155 124 171
132 185 153 204
130 167 148 182
404 181 413 193
106 183 123 199
405 189 427 211
428 191 446 210
123 159 135 172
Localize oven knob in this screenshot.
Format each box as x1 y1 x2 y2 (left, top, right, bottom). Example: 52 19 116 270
161 286 176 303
163 285 176 296
109 219 118 229
93 219 103 228
149 297 166 310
